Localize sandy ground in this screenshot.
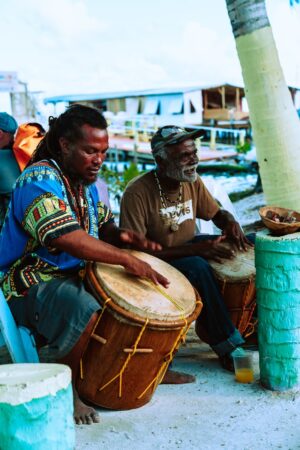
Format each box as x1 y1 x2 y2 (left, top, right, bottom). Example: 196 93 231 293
75 328 300 450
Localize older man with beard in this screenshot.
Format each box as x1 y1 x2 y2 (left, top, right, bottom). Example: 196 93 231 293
120 125 254 379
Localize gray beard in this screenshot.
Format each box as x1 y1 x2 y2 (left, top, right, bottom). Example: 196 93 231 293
165 164 198 183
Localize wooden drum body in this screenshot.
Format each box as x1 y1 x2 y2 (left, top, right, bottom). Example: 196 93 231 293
76 251 202 410
198 246 256 342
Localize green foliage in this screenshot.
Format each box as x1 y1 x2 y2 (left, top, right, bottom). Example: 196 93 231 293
236 141 252 154
99 162 143 197
229 188 255 202
198 163 248 173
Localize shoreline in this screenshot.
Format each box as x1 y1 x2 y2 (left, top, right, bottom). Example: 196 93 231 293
233 192 265 233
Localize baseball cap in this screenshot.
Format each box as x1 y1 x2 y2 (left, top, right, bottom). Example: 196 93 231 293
151 125 204 154
0 112 18 134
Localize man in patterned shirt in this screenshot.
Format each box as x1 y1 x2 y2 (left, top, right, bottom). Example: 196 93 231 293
0 105 169 425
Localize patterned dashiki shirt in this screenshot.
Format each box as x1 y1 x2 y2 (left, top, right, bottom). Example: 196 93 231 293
0 159 114 299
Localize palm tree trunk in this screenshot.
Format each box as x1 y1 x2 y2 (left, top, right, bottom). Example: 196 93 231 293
226 0 300 210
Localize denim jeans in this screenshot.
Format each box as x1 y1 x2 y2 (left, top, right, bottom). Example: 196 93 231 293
169 234 255 357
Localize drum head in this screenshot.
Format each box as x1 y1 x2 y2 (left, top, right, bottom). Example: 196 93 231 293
91 251 196 321
209 245 255 282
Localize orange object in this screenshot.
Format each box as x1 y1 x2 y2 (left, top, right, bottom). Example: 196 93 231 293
235 368 254 383
12 123 45 171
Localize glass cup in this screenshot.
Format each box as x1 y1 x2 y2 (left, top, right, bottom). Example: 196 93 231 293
233 350 254 383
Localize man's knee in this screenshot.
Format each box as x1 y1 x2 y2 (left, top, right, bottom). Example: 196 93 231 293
171 256 213 284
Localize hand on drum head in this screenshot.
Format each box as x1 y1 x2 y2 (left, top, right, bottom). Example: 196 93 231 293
222 221 254 252
124 253 170 288
119 230 162 251
194 235 237 263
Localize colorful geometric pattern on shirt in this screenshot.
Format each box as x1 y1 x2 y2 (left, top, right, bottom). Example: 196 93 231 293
22 192 80 246
1 253 72 298
0 159 115 298
16 163 63 188
97 201 114 229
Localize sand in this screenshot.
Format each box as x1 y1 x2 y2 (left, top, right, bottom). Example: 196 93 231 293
75 330 300 450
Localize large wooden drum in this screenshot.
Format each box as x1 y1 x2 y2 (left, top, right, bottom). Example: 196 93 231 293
197 245 256 341
77 251 202 410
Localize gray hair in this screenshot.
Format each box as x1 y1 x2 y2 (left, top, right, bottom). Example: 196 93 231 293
151 144 169 162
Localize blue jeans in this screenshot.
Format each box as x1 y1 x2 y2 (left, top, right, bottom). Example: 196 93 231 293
169 234 255 357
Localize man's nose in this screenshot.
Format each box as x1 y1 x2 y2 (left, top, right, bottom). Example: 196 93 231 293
93 153 103 165
190 153 199 164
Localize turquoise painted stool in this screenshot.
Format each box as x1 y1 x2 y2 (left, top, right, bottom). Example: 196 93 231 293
0 288 39 363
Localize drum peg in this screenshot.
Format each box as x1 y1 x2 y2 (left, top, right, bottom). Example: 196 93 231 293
123 348 153 354
91 333 107 344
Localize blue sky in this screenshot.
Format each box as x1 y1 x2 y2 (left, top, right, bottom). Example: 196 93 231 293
1 0 300 99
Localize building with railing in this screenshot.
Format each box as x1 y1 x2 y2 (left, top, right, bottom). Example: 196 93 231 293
44 83 300 164
44 83 252 129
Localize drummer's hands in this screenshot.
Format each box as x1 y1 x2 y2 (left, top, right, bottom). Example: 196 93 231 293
124 254 170 288
222 220 253 251
120 229 162 252
194 235 236 263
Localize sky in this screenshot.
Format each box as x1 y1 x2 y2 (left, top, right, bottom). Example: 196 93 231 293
1 0 300 105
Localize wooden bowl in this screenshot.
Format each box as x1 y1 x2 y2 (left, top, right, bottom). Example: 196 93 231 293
259 206 300 236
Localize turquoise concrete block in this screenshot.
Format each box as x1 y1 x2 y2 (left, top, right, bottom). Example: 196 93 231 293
257 291 300 310
256 231 300 391
0 364 75 450
260 356 300 391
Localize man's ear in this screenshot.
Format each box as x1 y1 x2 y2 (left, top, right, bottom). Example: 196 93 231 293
58 137 69 156
155 155 166 170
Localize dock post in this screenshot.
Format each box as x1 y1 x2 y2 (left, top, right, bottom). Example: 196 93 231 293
210 129 216 150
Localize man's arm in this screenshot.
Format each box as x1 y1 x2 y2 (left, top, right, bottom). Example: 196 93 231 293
212 209 253 250
99 221 163 252
146 235 235 263
51 229 169 287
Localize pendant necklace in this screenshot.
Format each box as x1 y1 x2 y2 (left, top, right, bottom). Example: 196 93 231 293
153 170 182 232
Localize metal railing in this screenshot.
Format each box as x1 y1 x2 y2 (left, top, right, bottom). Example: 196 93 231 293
107 115 246 150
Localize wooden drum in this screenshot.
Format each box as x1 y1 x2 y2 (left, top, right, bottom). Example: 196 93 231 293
77 251 202 410
198 245 256 341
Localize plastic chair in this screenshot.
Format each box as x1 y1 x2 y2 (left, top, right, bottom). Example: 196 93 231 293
0 288 39 363
196 178 242 234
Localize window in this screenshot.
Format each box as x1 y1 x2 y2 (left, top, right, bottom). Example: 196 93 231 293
143 98 160 115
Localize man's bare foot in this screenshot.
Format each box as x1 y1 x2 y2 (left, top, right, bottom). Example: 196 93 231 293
73 388 100 425
161 369 196 384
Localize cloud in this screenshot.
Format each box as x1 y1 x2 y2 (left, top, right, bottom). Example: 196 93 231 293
26 0 108 41
2 0 300 99
149 20 242 87
267 1 300 86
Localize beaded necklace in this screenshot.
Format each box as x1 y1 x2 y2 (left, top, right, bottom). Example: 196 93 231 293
49 159 90 232
153 170 183 232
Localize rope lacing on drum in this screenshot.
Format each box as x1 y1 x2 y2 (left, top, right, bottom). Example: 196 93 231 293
136 285 201 399
97 283 193 399
99 318 149 398
79 298 112 380
238 276 256 335
144 280 186 312
137 317 189 399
